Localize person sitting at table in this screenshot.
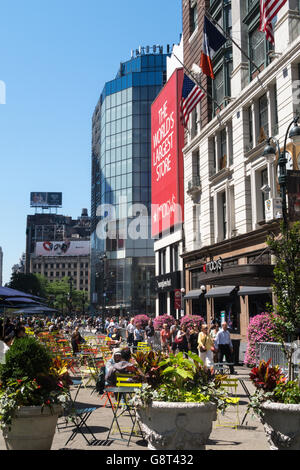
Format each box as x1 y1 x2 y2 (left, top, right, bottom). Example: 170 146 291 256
71 327 85 354
105 348 122 381
109 327 122 347
105 348 136 386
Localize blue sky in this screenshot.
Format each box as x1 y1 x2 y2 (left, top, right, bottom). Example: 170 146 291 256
0 0 182 285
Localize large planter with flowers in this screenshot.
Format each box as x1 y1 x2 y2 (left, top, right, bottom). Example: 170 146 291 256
248 360 300 450
0 336 71 450
131 350 231 450
2 404 62 450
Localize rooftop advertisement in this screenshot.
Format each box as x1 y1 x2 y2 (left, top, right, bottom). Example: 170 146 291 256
151 68 184 238
30 192 62 208
35 240 90 257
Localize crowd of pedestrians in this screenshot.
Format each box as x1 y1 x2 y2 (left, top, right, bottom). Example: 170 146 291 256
104 316 236 373
0 312 236 373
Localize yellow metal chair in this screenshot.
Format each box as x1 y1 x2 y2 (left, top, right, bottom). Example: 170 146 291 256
215 377 240 429
137 341 151 352
108 374 143 443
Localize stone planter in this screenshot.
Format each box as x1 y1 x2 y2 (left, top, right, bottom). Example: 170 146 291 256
260 402 300 450
136 401 217 450
2 405 62 450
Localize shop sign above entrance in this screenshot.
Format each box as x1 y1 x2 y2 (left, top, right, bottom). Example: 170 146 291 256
202 257 223 273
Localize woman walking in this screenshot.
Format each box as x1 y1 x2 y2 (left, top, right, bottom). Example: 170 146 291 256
198 324 215 367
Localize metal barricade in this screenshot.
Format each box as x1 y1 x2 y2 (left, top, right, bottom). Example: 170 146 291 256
256 341 300 376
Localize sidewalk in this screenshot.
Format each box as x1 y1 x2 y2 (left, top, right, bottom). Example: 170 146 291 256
0 366 269 451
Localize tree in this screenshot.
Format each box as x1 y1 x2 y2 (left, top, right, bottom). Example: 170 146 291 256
266 221 300 380
7 272 47 298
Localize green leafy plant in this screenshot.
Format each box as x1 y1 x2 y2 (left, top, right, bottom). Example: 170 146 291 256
131 351 233 412
132 350 165 387
0 337 71 430
248 360 300 418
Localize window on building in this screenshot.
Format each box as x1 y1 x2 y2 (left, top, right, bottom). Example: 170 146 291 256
249 28 265 75
170 244 179 273
258 94 269 142
190 1 198 36
248 106 253 150
214 66 225 110
190 107 198 140
261 168 268 220
220 128 227 169
192 149 200 176
246 2 273 82
272 83 279 136
222 191 227 239
159 249 166 275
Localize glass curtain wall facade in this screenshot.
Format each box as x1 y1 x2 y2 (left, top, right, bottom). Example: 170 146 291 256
91 52 168 317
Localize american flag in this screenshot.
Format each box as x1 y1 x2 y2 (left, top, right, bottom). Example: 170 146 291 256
180 74 205 128
259 0 287 44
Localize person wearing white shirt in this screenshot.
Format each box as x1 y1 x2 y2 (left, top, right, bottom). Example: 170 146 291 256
0 334 14 364
214 322 236 374
126 319 135 347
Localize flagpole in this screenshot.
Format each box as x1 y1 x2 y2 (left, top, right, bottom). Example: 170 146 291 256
172 52 223 114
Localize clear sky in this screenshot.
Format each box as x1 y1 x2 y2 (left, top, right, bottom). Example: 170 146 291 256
0 0 182 285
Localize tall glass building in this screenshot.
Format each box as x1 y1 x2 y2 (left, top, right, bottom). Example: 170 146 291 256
91 48 169 317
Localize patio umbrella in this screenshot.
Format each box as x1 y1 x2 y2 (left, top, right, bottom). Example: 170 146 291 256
13 305 58 314
0 291 49 336
0 286 38 298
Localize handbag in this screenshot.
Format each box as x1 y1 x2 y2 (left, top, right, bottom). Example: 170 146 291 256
175 336 183 344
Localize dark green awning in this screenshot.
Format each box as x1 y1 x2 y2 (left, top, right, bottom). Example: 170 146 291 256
238 286 272 296
205 286 237 298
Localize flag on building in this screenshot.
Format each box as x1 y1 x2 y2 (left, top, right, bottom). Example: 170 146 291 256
259 0 287 44
200 15 227 80
180 74 205 128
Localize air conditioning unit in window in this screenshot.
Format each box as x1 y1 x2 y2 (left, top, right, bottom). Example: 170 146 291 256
265 198 282 222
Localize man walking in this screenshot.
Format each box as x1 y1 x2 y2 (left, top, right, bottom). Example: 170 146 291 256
214 321 236 374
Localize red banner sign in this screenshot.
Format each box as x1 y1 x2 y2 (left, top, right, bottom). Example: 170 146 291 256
174 289 182 310
151 68 184 237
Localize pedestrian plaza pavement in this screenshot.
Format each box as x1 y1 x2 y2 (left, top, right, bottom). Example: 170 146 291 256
0 365 269 452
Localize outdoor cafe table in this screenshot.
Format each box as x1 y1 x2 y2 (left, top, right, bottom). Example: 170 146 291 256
105 386 143 445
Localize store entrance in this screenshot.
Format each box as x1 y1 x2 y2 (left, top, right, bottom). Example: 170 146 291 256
213 295 240 333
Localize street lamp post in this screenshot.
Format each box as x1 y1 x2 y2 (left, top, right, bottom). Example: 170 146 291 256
68 276 73 317
98 253 107 332
262 116 300 229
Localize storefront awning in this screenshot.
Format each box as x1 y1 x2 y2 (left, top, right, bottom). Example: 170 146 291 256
237 286 272 296
205 286 237 299
184 289 204 300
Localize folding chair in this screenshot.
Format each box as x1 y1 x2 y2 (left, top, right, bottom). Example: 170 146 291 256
137 341 151 352
215 377 240 429
106 374 143 446
60 406 98 446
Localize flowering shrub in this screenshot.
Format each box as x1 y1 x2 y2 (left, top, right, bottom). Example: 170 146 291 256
0 337 71 430
244 313 277 367
180 315 204 329
131 351 235 412
133 314 150 329
153 314 175 331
